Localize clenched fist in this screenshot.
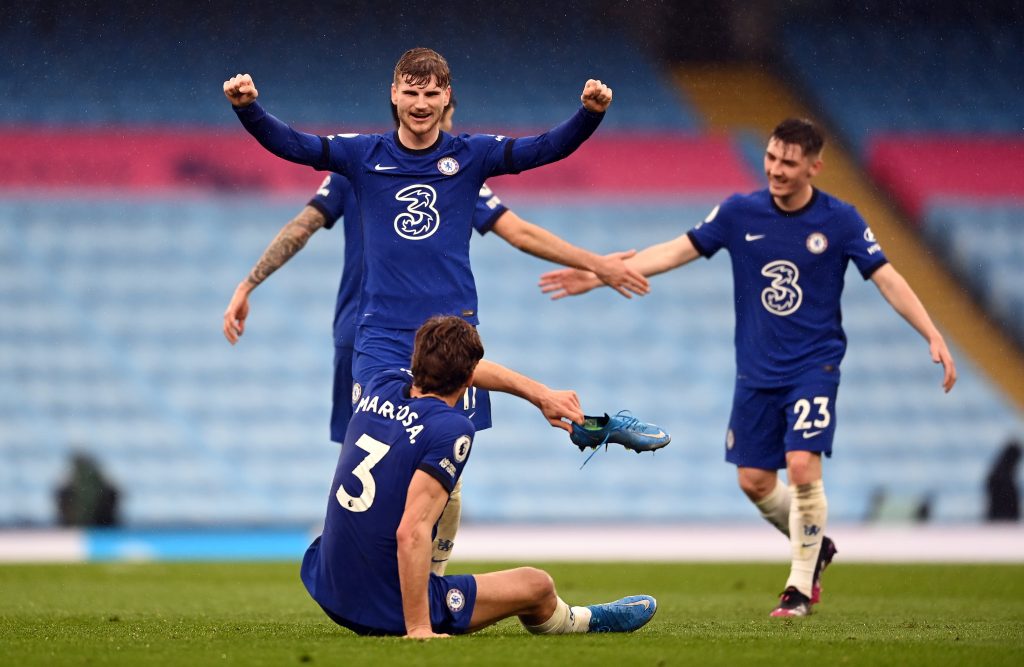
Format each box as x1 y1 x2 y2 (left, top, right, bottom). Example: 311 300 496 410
224 73 258 107
580 79 613 113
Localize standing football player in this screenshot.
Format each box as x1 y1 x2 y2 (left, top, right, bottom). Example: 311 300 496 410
222 93 647 574
302 315 657 637
539 118 957 616
223 48 612 432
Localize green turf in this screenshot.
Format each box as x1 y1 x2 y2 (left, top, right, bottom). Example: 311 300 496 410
2 561 1022 666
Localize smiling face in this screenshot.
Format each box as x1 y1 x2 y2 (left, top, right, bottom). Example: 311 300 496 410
763 137 822 210
391 75 450 147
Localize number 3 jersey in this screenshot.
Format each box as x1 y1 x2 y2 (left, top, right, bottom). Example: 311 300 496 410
309 174 508 349
301 369 475 631
687 188 888 387
234 102 603 330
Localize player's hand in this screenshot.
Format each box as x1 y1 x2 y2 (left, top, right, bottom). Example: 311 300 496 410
590 250 649 299
580 79 613 113
224 73 258 107
930 335 957 393
223 282 252 345
539 267 601 300
403 627 450 640
538 388 583 432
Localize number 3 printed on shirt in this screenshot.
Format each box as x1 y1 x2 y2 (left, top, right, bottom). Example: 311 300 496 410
336 433 391 512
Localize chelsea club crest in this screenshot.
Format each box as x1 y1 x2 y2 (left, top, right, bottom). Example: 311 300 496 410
437 156 460 176
805 232 828 254
446 588 466 612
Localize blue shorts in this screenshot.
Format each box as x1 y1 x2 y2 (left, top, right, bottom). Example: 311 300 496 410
353 326 492 431
319 573 478 636
330 345 354 443
725 378 840 470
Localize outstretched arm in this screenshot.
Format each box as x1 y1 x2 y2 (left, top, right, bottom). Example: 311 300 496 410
502 79 612 174
540 232 701 299
870 263 957 392
223 74 328 168
397 471 452 640
490 211 649 298
473 359 583 432
223 205 327 344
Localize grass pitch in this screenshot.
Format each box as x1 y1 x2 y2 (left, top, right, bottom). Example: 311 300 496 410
2 561 1022 666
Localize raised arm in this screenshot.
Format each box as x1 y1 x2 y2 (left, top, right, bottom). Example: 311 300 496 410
490 211 649 298
396 470 452 640
223 74 328 168
540 231 701 299
473 359 583 432
223 205 327 344
870 263 957 392
502 79 612 174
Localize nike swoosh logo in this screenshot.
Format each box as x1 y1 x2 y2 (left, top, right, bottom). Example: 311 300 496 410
802 430 824 439
623 600 651 610
801 542 819 549
745 233 766 241
374 163 398 171
636 430 667 439
467 412 476 420
430 558 449 563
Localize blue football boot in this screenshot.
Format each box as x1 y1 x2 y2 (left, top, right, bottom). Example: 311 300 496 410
586 595 658 633
570 410 671 453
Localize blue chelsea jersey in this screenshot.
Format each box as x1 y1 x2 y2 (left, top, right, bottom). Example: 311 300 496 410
688 188 888 387
307 173 363 349
308 173 510 347
300 369 475 634
324 130 520 328
234 101 601 329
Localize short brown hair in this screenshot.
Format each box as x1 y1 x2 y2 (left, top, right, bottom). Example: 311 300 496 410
393 47 451 89
411 316 483 396
770 118 825 157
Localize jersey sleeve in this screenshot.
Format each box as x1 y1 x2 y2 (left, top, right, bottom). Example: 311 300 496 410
415 416 475 494
842 207 889 279
687 198 734 258
483 107 605 177
307 173 350 230
472 183 508 236
233 102 333 170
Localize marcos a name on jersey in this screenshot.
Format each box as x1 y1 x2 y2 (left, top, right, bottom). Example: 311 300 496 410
353 385 425 444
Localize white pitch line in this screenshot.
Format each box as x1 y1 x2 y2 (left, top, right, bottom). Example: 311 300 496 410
452 523 1024 563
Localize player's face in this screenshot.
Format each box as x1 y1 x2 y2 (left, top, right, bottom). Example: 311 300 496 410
764 138 821 201
391 75 451 139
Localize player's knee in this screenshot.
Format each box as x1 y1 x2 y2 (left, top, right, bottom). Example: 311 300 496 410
738 471 775 500
786 452 820 484
519 567 556 602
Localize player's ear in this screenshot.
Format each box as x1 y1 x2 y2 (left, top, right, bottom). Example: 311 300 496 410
390 83 399 105
443 86 451 107
808 155 823 178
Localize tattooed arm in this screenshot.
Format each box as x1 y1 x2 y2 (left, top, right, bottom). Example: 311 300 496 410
223 205 327 344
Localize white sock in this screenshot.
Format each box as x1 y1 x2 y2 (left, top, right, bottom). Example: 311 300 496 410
524 597 592 634
431 479 462 576
754 478 791 537
785 480 827 597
